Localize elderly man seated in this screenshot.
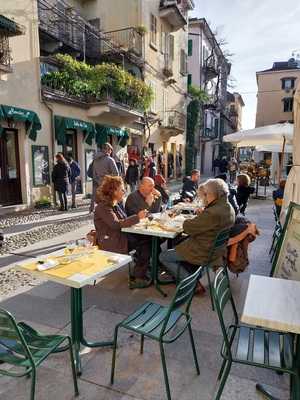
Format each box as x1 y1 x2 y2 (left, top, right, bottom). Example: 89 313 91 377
159 178 235 292
125 177 162 285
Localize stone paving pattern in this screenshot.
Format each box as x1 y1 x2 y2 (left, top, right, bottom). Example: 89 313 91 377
0 198 291 400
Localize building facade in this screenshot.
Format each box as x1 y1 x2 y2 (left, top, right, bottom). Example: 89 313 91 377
188 17 231 175
256 58 300 127
226 91 244 132
0 0 193 209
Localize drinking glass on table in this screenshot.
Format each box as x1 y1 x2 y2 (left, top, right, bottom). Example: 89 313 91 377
67 240 76 253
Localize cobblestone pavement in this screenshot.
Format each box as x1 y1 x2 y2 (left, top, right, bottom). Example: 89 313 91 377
0 195 289 400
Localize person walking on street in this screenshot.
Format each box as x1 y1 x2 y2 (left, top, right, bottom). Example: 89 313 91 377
125 159 139 192
228 156 238 184
52 153 70 211
219 156 228 174
66 153 81 208
88 143 119 213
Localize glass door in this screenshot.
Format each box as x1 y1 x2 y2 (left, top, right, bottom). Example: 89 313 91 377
0 130 22 205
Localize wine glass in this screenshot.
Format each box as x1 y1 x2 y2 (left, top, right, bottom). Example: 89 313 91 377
67 240 76 254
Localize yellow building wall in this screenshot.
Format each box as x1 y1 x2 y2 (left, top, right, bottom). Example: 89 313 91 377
256 70 300 127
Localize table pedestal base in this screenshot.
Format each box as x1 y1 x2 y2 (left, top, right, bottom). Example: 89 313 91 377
71 288 113 375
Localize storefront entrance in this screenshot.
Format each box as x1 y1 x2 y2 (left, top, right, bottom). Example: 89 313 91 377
0 129 22 205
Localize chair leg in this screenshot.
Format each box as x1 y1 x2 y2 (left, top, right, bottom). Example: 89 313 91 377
30 368 36 400
110 325 119 385
206 268 215 311
187 323 200 375
213 361 231 400
140 335 144 354
217 358 227 381
67 337 79 396
159 342 172 400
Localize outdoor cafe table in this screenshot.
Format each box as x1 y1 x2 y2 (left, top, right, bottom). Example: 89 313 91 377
241 274 300 400
122 218 184 296
14 248 132 375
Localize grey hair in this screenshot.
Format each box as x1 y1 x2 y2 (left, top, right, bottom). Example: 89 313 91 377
202 178 229 199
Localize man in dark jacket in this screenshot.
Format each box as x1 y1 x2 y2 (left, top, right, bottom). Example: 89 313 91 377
125 159 139 192
215 174 239 216
66 153 81 208
88 143 119 212
181 169 200 201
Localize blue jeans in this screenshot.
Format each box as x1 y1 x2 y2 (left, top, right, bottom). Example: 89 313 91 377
159 249 188 280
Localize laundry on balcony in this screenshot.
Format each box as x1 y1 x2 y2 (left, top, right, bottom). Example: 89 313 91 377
95 124 129 146
54 116 96 145
0 105 42 140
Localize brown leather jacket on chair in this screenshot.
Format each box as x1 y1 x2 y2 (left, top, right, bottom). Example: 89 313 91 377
94 201 139 254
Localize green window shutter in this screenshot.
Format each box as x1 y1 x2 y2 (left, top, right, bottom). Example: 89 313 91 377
187 74 192 87
188 39 193 56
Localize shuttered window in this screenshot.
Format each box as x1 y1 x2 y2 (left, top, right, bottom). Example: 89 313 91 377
188 39 193 56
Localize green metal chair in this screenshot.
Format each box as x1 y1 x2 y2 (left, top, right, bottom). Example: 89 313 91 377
110 266 202 400
212 269 300 400
0 308 79 400
177 228 231 311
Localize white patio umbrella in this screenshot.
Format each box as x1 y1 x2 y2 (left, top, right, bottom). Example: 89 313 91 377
223 122 294 147
281 82 300 221
255 144 293 153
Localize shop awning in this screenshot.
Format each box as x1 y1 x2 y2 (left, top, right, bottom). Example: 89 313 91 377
95 124 129 146
54 116 96 145
0 15 25 36
0 104 42 140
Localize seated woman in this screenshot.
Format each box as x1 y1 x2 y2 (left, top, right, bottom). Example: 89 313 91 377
94 175 149 283
159 178 235 291
236 173 252 215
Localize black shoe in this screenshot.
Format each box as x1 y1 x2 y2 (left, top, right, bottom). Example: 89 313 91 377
71 205 76 209
59 207 64 211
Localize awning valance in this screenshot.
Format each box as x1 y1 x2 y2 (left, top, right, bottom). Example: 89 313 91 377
0 15 24 36
95 124 129 146
54 116 96 145
0 104 42 141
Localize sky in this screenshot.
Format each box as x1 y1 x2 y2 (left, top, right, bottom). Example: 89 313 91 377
191 0 300 129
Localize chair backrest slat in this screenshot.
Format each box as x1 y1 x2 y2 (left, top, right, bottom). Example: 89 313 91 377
212 269 239 359
0 309 32 364
160 267 202 338
208 228 231 263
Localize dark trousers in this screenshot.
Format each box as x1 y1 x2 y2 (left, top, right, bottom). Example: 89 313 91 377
128 234 151 278
58 191 68 210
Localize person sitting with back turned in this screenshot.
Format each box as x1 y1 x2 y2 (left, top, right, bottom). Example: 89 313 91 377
154 174 170 205
272 179 286 217
159 179 235 292
181 169 200 201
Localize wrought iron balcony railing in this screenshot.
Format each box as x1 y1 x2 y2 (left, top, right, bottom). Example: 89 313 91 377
37 0 103 61
102 27 144 60
161 110 186 131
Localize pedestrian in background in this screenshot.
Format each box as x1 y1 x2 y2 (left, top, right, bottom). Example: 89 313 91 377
219 156 228 174
52 153 70 211
87 143 119 213
154 174 169 205
125 159 139 192
228 156 238 183
236 173 252 215
66 153 81 208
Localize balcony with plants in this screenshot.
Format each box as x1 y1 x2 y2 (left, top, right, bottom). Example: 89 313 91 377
41 54 153 121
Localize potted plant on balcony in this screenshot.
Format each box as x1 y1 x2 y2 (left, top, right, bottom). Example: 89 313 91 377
135 25 147 35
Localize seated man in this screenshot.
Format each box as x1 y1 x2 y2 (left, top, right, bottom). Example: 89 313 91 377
181 169 200 201
159 178 235 291
272 179 286 217
125 177 162 283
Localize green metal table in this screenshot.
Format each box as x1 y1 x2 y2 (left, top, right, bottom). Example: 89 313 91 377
15 249 132 375
122 225 181 297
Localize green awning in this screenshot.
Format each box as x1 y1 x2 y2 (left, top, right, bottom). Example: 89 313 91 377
54 116 96 145
0 105 42 141
0 15 24 36
95 124 129 146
